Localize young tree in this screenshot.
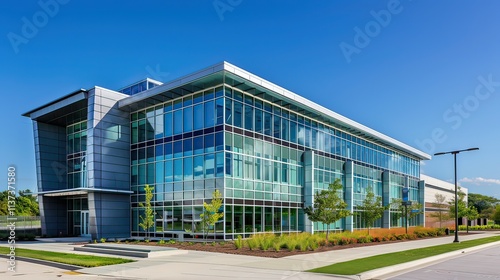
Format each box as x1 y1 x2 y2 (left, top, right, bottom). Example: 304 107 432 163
200 189 224 240
139 185 155 240
494 205 500 225
429 193 450 228
304 178 352 241
449 188 468 231
464 206 479 233
357 187 385 234
390 198 422 232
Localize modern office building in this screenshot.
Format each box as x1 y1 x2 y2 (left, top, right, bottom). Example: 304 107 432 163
24 62 431 240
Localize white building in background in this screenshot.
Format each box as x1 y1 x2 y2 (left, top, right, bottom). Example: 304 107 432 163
421 174 468 228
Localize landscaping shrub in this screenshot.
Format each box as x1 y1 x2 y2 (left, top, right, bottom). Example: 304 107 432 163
234 235 244 249
247 237 259 250
285 238 298 252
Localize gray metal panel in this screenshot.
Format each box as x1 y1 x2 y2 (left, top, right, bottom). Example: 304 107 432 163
86 88 130 192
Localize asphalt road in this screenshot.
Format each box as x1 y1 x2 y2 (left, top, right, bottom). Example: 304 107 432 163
386 243 500 280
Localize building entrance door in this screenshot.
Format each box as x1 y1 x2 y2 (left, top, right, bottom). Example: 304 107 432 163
81 211 90 236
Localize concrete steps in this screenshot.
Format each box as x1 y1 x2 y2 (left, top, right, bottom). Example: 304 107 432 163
74 243 186 258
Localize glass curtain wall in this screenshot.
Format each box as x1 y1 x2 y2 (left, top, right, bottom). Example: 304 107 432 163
129 79 423 239
67 121 87 189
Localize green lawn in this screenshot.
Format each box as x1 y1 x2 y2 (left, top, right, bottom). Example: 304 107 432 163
0 247 134 267
309 236 500 275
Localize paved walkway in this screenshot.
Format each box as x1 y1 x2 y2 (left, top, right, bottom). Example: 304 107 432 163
4 231 500 279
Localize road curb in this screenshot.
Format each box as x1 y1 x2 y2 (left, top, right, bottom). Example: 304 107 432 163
0 254 83 271
357 240 500 280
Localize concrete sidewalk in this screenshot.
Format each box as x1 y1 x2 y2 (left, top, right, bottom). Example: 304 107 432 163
8 231 500 280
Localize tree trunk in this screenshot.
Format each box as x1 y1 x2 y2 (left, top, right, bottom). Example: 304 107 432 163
326 224 330 243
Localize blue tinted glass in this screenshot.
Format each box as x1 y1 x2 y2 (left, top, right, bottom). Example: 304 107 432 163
173 159 182 181
183 107 193 132
215 132 224 151
255 109 263 133
183 157 193 180
282 119 289 141
264 112 272 136
164 142 173 159
225 153 232 176
216 98 224 125
204 89 214 101
156 161 164 184
215 86 223 98
244 105 253 131
173 110 183 134
216 152 224 177
193 136 203 155
204 134 214 153
165 160 174 182
164 112 172 137
204 100 215 128
234 91 243 101
204 154 215 178
224 87 232 98
194 156 204 179
233 101 242 128
193 92 203 104
164 102 172 112
183 96 192 107
173 99 182 110
155 145 164 161
225 98 232 125
173 141 182 157
183 138 192 156
193 104 203 130
273 116 281 138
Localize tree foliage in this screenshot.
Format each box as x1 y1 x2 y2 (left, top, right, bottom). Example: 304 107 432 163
464 205 479 233
0 189 39 216
304 178 352 240
357 188 385 234
429 193 450 228
493 205 500 225
390 198 422 230
200 189 224 239
468 193 499 219
138 185 155 239
449 188 468 220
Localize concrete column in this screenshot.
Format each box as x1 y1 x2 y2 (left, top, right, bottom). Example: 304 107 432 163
344 161 354 232
382 171 391 228
303 150 314 234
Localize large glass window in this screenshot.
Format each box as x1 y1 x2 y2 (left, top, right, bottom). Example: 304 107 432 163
173 110 183 135
183 106 193 132
204 100 215 128
233 101 243 128
193 104 203 130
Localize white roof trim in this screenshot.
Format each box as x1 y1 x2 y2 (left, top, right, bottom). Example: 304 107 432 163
119 61 431 160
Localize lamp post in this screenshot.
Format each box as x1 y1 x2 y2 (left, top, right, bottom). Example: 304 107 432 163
434 147 479 243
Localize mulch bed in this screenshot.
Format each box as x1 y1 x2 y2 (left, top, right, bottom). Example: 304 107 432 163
111 232 475 258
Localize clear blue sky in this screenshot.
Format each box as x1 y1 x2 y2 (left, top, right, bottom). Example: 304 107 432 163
1 1 499 198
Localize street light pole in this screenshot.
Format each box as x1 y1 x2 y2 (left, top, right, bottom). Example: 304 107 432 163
434 147 478 243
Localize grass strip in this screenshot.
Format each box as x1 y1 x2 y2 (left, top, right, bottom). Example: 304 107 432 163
309 235 500 275
0 247 134 267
